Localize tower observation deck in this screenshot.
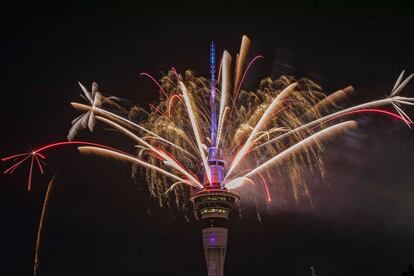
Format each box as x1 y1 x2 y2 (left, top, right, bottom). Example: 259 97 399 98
191 189 239 276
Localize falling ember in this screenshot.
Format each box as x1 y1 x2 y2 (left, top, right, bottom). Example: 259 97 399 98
33 173 58 276
258 172 272 203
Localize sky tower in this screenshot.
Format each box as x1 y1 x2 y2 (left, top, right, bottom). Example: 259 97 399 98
191 42 239 276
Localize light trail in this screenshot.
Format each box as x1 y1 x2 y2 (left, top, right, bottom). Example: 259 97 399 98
139 72 168 98
70 102 195 158
2 141 128 190
3 35 413 209
78 146 202 189
33 173 58 276
225 82 298 181
179 81 211 184
255 97 414 151
231 55 264 114
244 121 357 179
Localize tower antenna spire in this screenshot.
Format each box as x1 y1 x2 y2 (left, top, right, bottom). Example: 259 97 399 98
210 41 217 155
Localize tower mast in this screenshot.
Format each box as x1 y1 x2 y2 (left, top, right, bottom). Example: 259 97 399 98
207 41 225 189
210 41 217 155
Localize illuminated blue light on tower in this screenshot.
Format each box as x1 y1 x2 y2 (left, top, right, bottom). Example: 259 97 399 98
206 41 225 189
210 41 218 156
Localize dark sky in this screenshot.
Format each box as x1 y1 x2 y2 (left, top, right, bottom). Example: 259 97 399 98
1 1 414 275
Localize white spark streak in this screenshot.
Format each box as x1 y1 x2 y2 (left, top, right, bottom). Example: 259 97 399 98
225 82 298 180
179 81 211 184
78 146 202 189
391 71 414 96
243 121 357 179
255 96 414 150
216 51 232 149
96 116 202 187
234 35 251 93
71 102 195 158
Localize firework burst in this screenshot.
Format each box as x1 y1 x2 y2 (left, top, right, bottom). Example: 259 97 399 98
1 141 128 190
2 35 413 210
68 36 413 210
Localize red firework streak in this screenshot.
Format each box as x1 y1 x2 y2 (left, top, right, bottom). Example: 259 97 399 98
257 172 272 203
139 72 168 98
231 55 264 114
322 108 412 126
1 141 125 191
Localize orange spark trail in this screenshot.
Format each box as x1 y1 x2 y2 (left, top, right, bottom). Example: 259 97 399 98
33 173 58 276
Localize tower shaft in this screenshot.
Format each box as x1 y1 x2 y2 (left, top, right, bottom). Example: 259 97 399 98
201 222 228 276
192 190 239 276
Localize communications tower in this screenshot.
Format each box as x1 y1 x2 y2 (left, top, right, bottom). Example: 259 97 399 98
191 41 239 276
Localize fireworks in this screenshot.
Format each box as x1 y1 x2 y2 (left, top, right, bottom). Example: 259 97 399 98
33 174 58 276
2 35 413 210
68 36 414 209
1 141 128 190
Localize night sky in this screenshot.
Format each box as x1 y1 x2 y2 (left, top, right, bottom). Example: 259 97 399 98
1 1 414 275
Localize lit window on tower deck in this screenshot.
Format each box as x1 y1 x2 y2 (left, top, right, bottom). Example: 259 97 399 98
206 196 226 201
200 208 228 215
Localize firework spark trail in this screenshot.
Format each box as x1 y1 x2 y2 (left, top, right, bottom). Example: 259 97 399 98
246 121 357 177
320 108 411 125
70 102 195 158
34 155 44 175
77 146 201 189
216 107 230 150
233 35 251 94
225 176 255 190
392 101 414 125
255 96 414 151
225 82 298 180
1 152 31 161
231 55 264 114
4 154 32 174
166 180 193 193
168 94 185 117
306 85 355 115
27 157 35 190
227 121 357 188
216 51 232 148
33 173 58 276
217 54 223 83
139 72 168 98
172 67 180 80
158 148 199 181
5 35 413 208
257 172 271 202
179 81 211 184
149 103 167 117
1 141 129 190
252 127 290 145
68 82 103 140
391 71 414 97
95 116 202 186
